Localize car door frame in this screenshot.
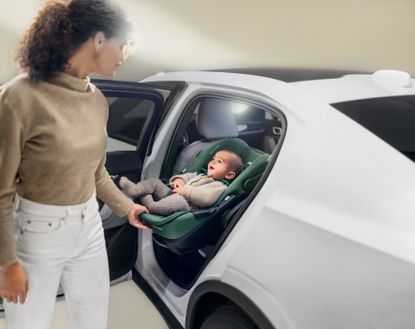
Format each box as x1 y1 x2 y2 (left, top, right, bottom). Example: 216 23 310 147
93 79 169 280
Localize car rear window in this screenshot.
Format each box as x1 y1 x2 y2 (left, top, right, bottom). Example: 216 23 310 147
332 96 415 161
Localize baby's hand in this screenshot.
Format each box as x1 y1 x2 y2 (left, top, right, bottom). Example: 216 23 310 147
171 178 185 189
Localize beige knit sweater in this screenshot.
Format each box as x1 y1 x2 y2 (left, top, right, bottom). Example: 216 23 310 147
169 172 227 208
0 73 134 266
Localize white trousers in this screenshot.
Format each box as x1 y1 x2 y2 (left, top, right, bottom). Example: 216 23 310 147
4 194 109 329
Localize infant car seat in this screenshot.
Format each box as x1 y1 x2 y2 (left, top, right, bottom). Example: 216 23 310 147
141 138 270 253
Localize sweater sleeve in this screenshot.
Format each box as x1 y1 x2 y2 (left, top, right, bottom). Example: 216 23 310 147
95 154 134 217
94 91 133 217
0 89 23 266
182 181 227 208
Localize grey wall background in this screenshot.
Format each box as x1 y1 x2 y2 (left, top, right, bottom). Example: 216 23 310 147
1 0 414 83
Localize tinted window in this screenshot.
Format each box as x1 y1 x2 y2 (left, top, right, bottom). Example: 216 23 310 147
107 97 155 145
332 96 415 160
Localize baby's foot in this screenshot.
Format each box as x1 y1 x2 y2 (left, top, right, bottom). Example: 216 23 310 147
119 176 128 188
120 177 156 197
119 177 141 197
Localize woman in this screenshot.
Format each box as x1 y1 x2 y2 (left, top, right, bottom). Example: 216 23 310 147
0 0 149 328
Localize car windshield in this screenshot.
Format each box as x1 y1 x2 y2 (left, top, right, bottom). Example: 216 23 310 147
332 96 415 161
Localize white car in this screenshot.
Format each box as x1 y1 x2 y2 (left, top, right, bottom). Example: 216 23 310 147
99 69 415 329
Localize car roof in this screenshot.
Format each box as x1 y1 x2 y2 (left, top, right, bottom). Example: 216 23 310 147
291 71 415 103
207 67 368 82
142 69 415 104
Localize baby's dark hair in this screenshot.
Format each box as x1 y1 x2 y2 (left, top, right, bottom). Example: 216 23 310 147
16 0 132 80
221 149 243 177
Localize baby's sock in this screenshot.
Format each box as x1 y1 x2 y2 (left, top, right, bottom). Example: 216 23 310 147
119 177 153 197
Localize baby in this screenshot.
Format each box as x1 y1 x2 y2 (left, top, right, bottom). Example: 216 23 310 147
119 149 243 216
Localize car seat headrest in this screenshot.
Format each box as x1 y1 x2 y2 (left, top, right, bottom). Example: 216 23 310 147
184 138 266 173
196 99 239 140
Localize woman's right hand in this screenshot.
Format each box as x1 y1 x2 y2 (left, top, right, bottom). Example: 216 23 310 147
127 203 152 233
0 261 28 304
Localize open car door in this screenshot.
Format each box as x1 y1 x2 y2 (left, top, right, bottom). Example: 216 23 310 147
93 79 169 280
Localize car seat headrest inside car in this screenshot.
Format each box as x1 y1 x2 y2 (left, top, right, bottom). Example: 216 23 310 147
196 98 239 139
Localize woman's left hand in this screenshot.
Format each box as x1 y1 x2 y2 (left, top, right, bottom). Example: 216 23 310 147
127 203 152 233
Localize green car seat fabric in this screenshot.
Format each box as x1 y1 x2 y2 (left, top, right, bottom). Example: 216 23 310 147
140 138 269 252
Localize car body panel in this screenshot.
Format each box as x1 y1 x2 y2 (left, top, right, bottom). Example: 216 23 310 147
93 80 168 279
221 202 415 329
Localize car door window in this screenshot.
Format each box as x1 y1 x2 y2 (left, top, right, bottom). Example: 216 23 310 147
162 95 283 177
187 97 281 152
106 97 155 152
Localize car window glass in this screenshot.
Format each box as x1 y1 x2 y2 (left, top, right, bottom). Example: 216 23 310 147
231 102 265 134
106 97 155 151
185 97 282 153
332 96 415 161
162 95 284 178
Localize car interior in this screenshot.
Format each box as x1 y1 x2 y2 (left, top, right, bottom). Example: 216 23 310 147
141 138 270 252
144 95 284 288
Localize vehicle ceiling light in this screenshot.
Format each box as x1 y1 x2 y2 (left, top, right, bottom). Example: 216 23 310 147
372 69 414 91
231 102 249 114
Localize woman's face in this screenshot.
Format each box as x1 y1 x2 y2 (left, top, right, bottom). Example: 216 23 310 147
93 36 128 77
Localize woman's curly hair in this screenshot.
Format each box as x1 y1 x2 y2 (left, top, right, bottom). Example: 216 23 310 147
16 0 132 80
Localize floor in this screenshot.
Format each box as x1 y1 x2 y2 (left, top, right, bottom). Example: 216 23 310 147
0 280 169 329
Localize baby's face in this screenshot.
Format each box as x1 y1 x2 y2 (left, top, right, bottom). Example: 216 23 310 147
207 150 236 180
